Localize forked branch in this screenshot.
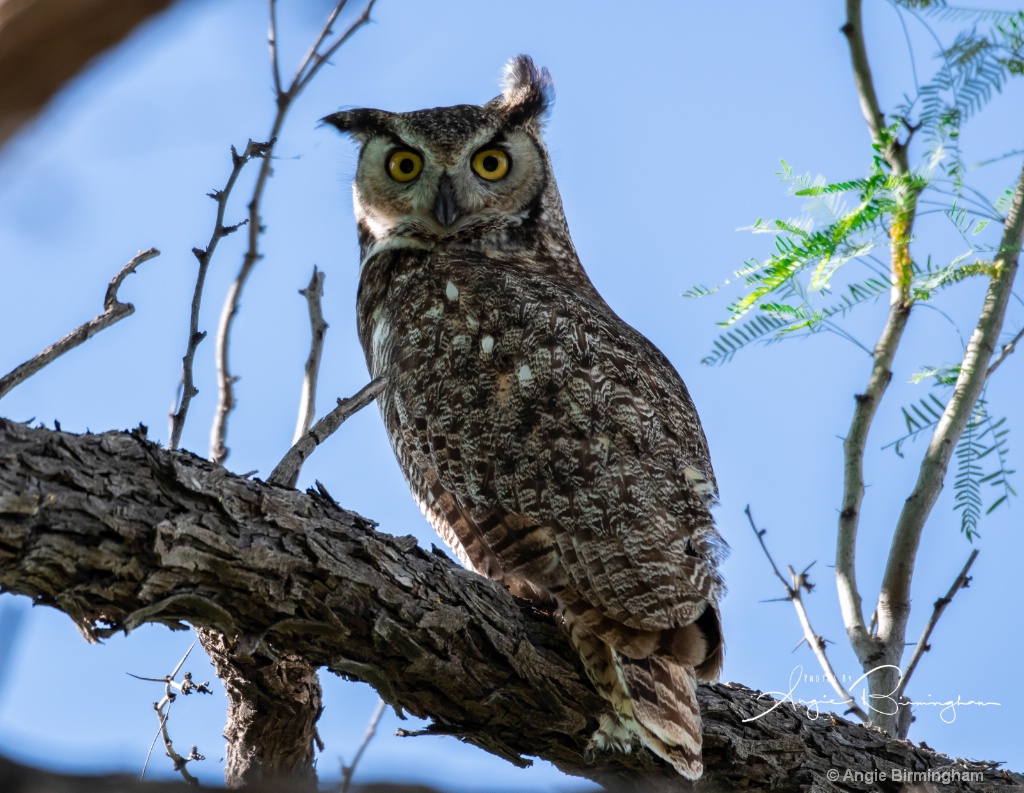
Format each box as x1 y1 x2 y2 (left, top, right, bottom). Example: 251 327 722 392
269 377 385 487
0 248 159 400
169 140 270 451
879 159 1024 659
210 0 377 465
746 507 869 722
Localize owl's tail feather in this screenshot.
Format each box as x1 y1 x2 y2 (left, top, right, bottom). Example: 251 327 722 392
568 617 704 780
615 652 703 780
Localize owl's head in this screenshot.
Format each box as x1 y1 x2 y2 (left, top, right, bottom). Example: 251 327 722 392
323 56 569 258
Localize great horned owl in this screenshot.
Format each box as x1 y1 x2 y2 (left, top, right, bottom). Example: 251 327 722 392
324 55 726 780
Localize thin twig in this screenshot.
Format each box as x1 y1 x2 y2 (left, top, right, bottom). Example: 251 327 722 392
288 267 329 488
896 549 979 700
292 0 350 90
269 377 385 487
294 0 378 96
0 248 159 400
141 702 170 782
985 323 1024 377
746 506 869 722
135 641 210 784
745 505 790 592
168 141 269 451
268 0 283 97
155 694 202 786
210 0 376 464
340 698 386 793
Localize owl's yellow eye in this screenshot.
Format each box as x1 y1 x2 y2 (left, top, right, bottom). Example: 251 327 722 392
471 149 510 181
388 150 423 182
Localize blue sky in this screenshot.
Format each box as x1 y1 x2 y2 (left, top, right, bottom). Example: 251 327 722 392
1 1 1022 789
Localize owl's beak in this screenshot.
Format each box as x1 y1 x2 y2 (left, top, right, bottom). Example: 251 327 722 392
434 174 461 228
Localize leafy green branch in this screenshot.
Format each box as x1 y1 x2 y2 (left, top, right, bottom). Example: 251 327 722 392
693 0 1024 741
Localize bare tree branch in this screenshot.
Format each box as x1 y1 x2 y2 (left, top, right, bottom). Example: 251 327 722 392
168 141 269 451
210 0 376 465
282 267 330 488
269 377 385 487
340 698 386 793
1 418 1020 792
746 507 869 723
0 248 159 400
896 549 979 701
291 1 378 96
841 1 886 148
268 0 284 99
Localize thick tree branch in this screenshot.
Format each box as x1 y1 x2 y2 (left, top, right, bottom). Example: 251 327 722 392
836 3 921 716
878 159 1024 672
835 300 909 661
1 419 1019 792
0 0 175 149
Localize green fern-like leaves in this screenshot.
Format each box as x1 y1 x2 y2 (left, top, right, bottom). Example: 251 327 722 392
686 154 918 361
954 401 1016 540
895 7 1024 181
701 313 789 366
885 393 949 458
885 390 1015 537
717 157 900 329
912 258 996 300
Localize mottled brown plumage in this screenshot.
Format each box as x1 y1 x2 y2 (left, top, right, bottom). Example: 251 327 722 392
324 55 726 779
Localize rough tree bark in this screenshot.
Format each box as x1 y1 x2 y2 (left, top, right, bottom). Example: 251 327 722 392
0 418 1019 792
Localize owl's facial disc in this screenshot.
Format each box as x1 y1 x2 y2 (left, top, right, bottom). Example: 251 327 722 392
349 127 543 250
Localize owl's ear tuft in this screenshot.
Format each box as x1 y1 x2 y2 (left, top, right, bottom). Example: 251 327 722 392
319 108 393 141
490 54 554 127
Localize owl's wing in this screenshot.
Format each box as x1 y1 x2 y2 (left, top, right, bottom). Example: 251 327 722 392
473 271 726 635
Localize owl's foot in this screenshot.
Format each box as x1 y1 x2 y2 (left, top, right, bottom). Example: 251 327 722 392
584 712 639 763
